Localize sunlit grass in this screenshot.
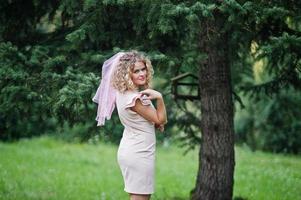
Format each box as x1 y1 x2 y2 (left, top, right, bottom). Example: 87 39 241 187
0 136 300 200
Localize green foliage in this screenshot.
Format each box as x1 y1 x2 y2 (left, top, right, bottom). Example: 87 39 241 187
0 0 60 44
235 87 301 154
0 41 101 141
52 67 97 125
0 42 55 140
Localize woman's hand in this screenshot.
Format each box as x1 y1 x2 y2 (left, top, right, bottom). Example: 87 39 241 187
139 89 162 100
155 124 164 132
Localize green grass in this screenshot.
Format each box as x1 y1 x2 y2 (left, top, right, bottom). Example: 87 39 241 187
0 136 300 200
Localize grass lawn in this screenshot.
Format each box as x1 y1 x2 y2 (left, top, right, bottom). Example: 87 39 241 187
0 136 300 200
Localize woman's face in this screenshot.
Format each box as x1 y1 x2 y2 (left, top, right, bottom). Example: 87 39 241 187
131 61 147 87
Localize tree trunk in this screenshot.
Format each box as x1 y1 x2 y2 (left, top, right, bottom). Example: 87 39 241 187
191 9 235 200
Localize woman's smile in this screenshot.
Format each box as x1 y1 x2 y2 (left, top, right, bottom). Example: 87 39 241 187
132 61 147 86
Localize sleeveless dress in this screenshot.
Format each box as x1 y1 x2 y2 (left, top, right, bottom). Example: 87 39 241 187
116 90 156 194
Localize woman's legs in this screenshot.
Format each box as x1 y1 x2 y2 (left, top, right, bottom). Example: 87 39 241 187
129 193 151 200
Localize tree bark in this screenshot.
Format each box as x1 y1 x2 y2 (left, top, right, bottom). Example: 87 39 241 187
191 9 235 200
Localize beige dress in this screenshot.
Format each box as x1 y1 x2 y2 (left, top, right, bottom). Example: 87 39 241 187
116 90 156 194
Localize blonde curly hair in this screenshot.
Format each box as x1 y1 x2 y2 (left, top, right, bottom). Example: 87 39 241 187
111 51 154 93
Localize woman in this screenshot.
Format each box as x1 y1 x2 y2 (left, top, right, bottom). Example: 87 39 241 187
92 51 167 200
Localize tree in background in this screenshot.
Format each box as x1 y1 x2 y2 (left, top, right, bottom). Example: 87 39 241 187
192 4 235 199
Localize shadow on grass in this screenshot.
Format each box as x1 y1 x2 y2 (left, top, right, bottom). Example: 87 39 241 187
155 196 248 200
233 196 248 200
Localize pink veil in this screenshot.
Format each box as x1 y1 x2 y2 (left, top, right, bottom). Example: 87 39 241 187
92 52 125 126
